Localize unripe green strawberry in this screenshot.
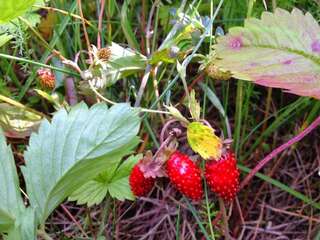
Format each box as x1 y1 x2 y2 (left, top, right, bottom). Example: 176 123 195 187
205 151 239 201
129 163 155 197
166 151 203 200
206 64 231 81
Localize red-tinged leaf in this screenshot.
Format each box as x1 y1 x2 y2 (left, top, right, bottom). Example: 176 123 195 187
0 103 42 139
209 8 320 99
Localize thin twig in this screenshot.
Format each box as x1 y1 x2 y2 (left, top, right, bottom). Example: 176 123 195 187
0 53 80 77
252 200 265 240
264 204 320 223
33 4 92 26
61 204 89 238
219 198 231 240
235 197 244 226
52 50 82 73
88 80 170 115
160 119 180 144
77 0 93 62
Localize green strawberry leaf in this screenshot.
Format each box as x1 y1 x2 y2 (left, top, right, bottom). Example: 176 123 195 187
68 180 110 207
69 154 141 206
210 8 320 99
22 102 141 223
0 0 36 23
107 178 133 201
0 2 43 48
0 129 36 240
107 154 141 201
5 208 37 240
0 209 15 233
0 129 25 231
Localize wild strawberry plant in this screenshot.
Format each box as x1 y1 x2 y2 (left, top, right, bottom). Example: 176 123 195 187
0 0 319 239
0 103 141 239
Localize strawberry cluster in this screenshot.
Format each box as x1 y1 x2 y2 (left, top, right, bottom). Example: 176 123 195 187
129 149 240 202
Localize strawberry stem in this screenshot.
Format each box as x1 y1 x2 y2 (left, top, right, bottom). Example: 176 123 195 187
160 119 180 144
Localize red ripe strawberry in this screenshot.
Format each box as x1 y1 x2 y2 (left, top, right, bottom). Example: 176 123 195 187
166 151 203 200
129 163 155 197
205 151 240 201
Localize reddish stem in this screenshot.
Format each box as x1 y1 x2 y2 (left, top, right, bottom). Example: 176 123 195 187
65 77 78 106
179 73 204 104
97 0 105 49
240 115 320 189
140 0 146 55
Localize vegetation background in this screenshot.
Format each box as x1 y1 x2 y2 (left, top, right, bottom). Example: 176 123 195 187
0 0 319 239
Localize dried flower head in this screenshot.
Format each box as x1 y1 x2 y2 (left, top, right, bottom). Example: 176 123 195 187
37 68 55 89
97 47 111 61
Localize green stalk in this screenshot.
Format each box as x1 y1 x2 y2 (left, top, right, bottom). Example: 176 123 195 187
143 118 160 148
3 48 22 88
0 53 80 77
233 80 244 155
204 179 215 239
234 0 255 157
151 5 160 53
97 196 111 237
175 205 181 240
203 3 218 237
184 197 211 240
